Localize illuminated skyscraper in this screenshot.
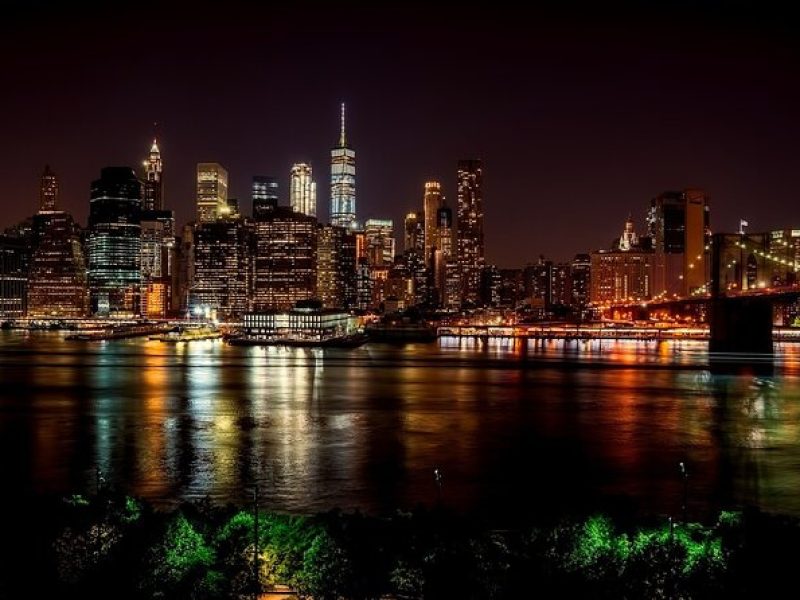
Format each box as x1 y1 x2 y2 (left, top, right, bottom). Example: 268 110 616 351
290 164 316 217
364 219 395 266
40 165 58 212
330 103 356 228
252 176 279 219
434 204 458 308
457 160 485 306
143 139 163 211
196 162 228 223
26 212 88 318
87 167 142 316
423 181 443 266
253 207 317 310
404 211 424 254
192 220 250 320
570 253 591 316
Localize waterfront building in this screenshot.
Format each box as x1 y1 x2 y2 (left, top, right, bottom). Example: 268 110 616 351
26 211 88 318
570 253 591 315
0 236 28 318
241 304 358 342
253 206 317 310
191 220 250 320
87 167 142 316
648 189 710 298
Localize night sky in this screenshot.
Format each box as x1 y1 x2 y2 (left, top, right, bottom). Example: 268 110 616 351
2 1 798 266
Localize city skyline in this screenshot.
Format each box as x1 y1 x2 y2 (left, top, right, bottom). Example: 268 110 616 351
2 2 799 266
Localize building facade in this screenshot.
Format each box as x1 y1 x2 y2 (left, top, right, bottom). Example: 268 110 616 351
87 167 142 316
330 103 356 228
253 206 317 310
196 162 228 223
143 139 163 211
192 220 250 320
252 176 279 220
457 160 485 306
290 163 316 218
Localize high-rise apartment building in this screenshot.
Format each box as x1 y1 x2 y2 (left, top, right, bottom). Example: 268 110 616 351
457 160 485 306
330 103 356 228
0 236 28 318
196 162 228 223
290 164 316 218
87 167 142 316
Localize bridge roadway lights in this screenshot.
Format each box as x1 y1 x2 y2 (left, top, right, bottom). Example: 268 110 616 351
709 296 773 375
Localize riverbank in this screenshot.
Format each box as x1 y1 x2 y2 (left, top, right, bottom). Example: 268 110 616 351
2 492 798 599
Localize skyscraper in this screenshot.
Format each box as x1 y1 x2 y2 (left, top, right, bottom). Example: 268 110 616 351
648 189 710 298
330 103 356 228
39 165 58 212
26 212 88 318
317 224 357 309
143 139 163 211
192 220 250 320
457 160 485 306
87 167 142 316
290 164 316 217
423 181 443 266
0 236 28 318
364 219 395 266
252 176 279 219
196 162 228 223
434 204 458 308
404 211 425 254
253 206 317 310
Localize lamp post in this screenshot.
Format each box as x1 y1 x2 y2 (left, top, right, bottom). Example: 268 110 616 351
679 461 688 523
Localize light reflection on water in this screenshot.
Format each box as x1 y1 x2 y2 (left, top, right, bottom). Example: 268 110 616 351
2 331 800 521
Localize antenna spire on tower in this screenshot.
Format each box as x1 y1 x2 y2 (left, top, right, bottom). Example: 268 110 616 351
339 102 346 147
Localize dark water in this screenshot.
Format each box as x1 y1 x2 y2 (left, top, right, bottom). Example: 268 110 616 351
2 330 800 522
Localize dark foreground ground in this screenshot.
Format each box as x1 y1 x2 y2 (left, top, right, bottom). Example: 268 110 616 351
1 492 799 599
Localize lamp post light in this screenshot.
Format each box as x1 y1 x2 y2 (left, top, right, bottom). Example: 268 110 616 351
433 467 443 504
679 461 688 523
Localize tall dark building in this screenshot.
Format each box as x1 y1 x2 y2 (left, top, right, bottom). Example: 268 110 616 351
253 206 317 310
480 264 501 307
40 165 58 212
457 160 485 306
570 254 591 316
0 236 28 319
87 167 142 316
143 139 163 211
26 212 88 318
252 176 279 220
317 224 357 309
648 189 710 298
192 220 250 320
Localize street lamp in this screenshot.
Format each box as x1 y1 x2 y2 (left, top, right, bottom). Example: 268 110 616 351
433 467 443 503
679 461 688 523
